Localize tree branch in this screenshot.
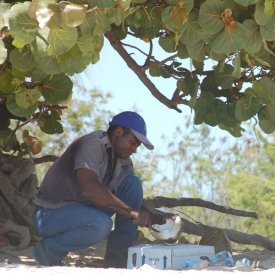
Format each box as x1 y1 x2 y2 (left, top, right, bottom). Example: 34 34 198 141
33 155 58 164
143 196 257 218
121 42 149 58
143 39 153 68
181 217 275 251
105 30 182 112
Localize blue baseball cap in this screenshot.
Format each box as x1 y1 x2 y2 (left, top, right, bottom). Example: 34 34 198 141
109 111 154 150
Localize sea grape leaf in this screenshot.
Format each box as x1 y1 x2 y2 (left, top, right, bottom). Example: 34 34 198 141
6 94 38 117
42 74 73 104
47 26 78 55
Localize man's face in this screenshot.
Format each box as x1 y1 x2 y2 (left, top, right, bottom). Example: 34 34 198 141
112 128 141 159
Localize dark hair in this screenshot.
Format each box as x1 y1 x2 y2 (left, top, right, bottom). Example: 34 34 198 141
107 125 131 136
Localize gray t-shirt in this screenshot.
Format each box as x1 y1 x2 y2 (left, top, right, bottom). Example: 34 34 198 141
34 131 133 208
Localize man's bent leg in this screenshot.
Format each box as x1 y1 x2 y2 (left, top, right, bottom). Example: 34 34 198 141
105 174 143 268
32 203 113 266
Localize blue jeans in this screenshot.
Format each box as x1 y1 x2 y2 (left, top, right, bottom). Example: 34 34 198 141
32 174 143 264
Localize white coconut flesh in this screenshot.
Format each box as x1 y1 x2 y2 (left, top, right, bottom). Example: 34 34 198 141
150 215 182 240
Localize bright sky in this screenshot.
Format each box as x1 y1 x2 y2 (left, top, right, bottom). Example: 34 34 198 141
78 37 198 152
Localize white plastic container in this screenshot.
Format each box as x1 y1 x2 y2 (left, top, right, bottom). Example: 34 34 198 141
127 243 215 270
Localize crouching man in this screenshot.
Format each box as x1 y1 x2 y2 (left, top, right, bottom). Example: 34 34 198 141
32 111 161 268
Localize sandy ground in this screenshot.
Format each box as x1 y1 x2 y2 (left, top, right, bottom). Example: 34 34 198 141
0 240 275 274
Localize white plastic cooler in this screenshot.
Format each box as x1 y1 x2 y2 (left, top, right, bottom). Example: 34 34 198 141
127 243 215 270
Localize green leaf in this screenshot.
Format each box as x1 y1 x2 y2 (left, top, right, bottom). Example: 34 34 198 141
94 10 112 35
80 12 96 36
264 0 274 16
31 27 50 54
211 23 248 54
31 35 61 74
233 0 259 6
232 53 241 78
0 69 14 95
77 34 103 56
194 92 214 118
57 46 90 74
116 0 132 9
214 63 234 89
42 74 73 104
177 43 189 59
9 47 35 72
31 69 48 82
14 87 41 109
192 60 204 74
12 67 31 80
221 103 241 127
89 0 115 8
266 103 275 125
106 7 124 26
186 40 206 61
86 0 97 7
60 2 86 27
171 2 193 22
131 0 147 3
0 14 4 28
198 0 225 34
0 2 11 21
180 12 204 45
0 128 17 152
159 36 177 53
0 117 10 130
47 27 78 55
258 106 275 134
177 74 198 96
161 1 194 32
6 94 38 117
218 123 243 137
0 40 7 65
37 54 61 75
264 11 275 27
255 0 272 25
201 74 219 93
260 15 275 41
252 77 275 104
113 25 128 40
210 99 226 126
235 89 262 121
195 93 228 126
9 2 38 47
205 99 226 126
40 113 63 134
207 50 228 62
194 110 204 125
242 19 263 53
161 6 187 33
0 104 11 130
149 66 163 77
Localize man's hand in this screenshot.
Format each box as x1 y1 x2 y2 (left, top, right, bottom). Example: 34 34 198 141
130 209 152 228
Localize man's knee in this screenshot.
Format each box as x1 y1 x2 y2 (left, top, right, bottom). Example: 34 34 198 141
116 174 143 209
122 174 143 195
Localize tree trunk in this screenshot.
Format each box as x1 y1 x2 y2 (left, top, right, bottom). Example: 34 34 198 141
0 155 37 230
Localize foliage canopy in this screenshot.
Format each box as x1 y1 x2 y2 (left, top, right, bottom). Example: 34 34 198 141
0 0 275 155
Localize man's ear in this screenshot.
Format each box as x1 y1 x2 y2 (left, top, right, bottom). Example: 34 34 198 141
113 126 124 137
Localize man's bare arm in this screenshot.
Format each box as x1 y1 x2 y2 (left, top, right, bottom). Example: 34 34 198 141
76 168 152 227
